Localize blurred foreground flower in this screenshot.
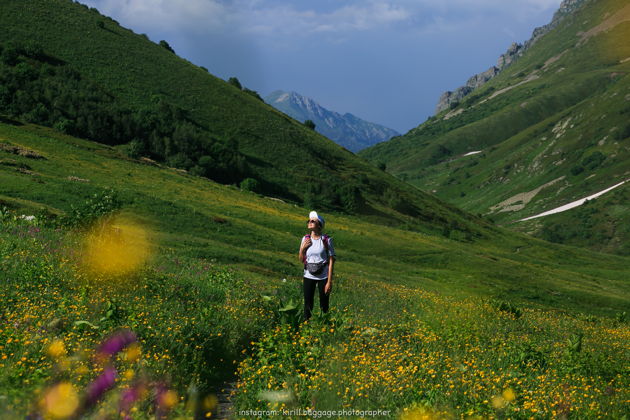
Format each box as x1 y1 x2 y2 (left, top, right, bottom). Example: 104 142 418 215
33 329 148 418
97 329 137 357
400 406 448 420
492 387 517 409
83 215 152 277
47 339 67 359
85 366 117 407
39 382 79 419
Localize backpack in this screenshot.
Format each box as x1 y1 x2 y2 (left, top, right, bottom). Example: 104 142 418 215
302 234 330 275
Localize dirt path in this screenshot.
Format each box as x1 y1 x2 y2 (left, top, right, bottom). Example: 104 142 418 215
215 381 236 419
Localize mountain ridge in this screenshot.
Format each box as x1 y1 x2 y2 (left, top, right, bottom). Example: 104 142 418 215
435 0 589 114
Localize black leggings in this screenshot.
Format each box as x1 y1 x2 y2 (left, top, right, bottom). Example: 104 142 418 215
303 277 329 320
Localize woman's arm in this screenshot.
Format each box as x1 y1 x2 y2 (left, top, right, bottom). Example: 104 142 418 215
324 256 335 294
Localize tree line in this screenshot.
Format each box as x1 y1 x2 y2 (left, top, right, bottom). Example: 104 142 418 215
0 41 247 184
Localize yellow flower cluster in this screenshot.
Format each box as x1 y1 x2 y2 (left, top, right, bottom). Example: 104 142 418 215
234 278 630 418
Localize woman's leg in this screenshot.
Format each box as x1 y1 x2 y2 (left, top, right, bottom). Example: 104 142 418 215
303 277 317 320
317 279 330 314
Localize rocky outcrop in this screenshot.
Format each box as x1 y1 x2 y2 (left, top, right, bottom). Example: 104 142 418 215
265 91 399 153
434 0 587 115
496 43 524 70
435 65 501 113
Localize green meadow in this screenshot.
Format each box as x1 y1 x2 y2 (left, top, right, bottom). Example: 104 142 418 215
1 122 628 418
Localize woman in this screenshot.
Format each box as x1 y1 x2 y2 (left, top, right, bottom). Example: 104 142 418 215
298 211 336 321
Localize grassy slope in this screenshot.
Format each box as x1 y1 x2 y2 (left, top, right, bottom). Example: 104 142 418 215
0 0 480 236
1 122 628 418
1 121 628 316
360 0 630 253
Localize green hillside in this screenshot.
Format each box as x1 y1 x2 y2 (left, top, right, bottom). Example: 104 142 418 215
360 0 630 254
0 0 478 235
1 121 629 417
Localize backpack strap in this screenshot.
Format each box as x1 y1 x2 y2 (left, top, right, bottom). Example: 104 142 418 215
302 235 310 265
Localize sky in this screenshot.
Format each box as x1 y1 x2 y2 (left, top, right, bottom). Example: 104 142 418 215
82 0 563 133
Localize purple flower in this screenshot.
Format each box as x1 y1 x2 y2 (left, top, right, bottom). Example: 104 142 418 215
85 366 117 407
119 384 145 416
98 329 137 356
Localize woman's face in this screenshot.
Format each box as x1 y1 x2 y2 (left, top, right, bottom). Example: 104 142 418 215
307 219 321 231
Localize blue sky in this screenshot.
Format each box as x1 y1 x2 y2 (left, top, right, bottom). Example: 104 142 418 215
82 0 563 133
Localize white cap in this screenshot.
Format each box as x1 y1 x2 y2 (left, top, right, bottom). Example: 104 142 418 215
309 211 325 229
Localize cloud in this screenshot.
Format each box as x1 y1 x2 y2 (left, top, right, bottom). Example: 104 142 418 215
240 1 411 36
86 0 238 35
84 0 562 42
395 0 563 36
408 0 561 9
85 0 411 37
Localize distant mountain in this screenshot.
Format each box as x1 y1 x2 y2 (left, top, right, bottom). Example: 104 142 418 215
360 0 630 255
265 91 399 152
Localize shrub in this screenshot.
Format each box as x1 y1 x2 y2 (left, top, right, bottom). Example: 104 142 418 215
384 189 417 217
243 88 263 101
240 177 259 192
427 144 452 165
158 40 175 54
581 151 605 170
570 165 584 176
0 43 20 65
126 139 144 159
166 153 194 170
303 120 316 130
495 300 522 318
228 77 242 90
62 188 121 227
338 184 363 213
615 124 630 140
303 189 317 210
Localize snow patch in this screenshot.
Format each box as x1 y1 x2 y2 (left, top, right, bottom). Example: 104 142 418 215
275 93 290 103
463 151 482 157
518 179 629 222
